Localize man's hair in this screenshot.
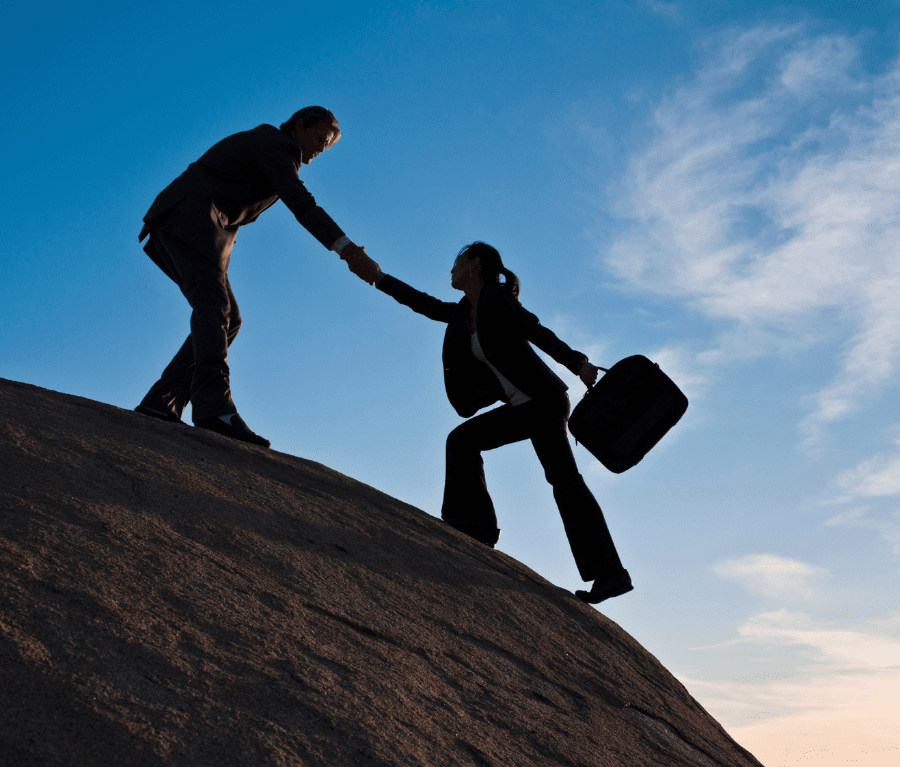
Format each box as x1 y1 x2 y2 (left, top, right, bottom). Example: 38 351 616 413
280 107 341 147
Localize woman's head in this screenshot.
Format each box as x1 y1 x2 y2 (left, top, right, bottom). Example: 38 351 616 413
451 241 520 299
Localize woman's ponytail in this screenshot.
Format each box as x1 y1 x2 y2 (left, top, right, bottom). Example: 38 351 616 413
456 241 521 299
499 267 520 299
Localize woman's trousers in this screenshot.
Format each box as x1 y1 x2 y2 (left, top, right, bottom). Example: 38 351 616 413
441 392 625 582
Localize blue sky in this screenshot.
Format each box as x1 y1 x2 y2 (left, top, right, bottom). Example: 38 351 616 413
2 1 899 764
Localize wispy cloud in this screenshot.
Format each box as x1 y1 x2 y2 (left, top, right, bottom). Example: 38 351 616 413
778 33 861 98
545 309 710 405
685 610 900 764
834 440 900 500
820 438 900 555
733 609 900 669
606 23 900 450
824 504 900 557
713 554 828 601
602 22 900 764
547 312 611 376
637 0 680 23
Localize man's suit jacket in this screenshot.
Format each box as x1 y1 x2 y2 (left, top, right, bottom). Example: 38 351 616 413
139 124 344 271
376 274 588 418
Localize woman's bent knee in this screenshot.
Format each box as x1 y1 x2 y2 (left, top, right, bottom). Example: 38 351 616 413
446 424 470 452
544 465 583 487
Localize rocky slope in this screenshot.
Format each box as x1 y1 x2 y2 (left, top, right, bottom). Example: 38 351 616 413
0 378 763 766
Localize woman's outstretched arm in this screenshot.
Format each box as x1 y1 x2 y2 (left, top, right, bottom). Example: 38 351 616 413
348 254 458 324
375 274 459 324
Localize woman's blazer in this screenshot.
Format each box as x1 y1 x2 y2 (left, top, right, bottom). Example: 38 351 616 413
376 274 588 418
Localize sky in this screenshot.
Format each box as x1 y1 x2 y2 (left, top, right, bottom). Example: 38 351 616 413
2 1 899 764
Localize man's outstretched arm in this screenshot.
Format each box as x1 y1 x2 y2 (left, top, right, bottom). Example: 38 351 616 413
257 138 373 279
257 142 351 251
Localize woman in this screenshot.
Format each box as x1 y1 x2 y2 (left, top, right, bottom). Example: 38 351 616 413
356 242 632 605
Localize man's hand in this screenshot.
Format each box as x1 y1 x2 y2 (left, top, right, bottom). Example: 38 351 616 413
339 242 367 262
578 361 601 387
348 252 383 286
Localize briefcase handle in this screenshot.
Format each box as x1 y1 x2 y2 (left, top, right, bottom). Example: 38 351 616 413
582 365 609 393
583 357 665 394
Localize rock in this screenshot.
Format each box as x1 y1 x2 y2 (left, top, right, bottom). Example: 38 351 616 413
0 378 764 766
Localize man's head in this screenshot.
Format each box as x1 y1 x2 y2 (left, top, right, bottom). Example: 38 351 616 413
280 107 340 164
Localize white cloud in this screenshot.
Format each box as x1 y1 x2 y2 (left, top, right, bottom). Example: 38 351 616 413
713 554 827 601
820 440 900 555
644 344 709 404
799 279 900 448
835 440 900 499
824 505 900 557
605 23 900 450
603 24 900 765
546 312 611 376
734 609 900 669
871 611 900 630
779 34 861 98
637 0 679 22
685 610 900 765
542 313 709 407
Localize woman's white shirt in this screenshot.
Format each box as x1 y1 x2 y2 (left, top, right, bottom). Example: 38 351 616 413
470 331 533 407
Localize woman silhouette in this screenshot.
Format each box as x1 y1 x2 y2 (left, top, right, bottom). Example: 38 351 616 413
357 242 632 605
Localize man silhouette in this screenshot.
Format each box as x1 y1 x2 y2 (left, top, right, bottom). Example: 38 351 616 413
135 106 379 447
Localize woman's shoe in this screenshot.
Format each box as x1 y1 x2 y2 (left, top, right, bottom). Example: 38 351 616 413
194 413 270 448
576 570 633 604
443 519 501 548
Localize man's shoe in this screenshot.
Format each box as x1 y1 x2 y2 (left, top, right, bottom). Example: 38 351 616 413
135 405 184 424
576 570 634 604
194 413 271 448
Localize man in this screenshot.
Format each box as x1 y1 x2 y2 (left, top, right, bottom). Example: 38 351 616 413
135 106 379 447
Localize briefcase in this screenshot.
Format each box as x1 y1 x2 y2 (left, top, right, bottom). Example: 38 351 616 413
568 355 688 473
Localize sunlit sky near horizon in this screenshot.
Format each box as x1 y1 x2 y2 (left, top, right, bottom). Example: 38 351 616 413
2 1 900 764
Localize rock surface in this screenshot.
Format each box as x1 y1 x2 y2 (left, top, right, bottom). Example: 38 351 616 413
0 378 764 767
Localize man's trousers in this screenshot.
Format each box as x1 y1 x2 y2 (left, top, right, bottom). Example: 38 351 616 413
441 392 626 582
139 227 241 422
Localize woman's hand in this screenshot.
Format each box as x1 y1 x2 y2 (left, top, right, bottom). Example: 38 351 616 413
348 251 383 286
339 242 367 261
578 361 600 387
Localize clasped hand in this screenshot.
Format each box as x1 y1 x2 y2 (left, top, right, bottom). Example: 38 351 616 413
340 244 383 286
